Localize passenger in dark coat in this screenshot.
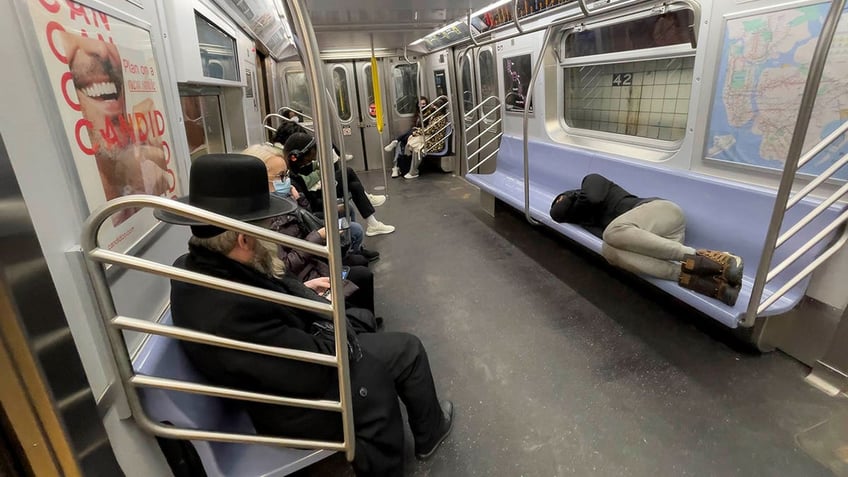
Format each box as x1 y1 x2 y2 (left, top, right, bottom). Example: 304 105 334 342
157 154 453 477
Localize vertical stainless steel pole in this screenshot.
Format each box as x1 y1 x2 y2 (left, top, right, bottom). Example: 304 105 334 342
522 26 552 225
742 0 846 327
281 0 355 460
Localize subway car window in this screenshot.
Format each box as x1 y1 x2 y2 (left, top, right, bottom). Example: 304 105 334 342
332 67 352 121
563 10 694 58
180 95 226 160
561 9 696 142
285 71 313 117
195 13 238 81
393 63 419 115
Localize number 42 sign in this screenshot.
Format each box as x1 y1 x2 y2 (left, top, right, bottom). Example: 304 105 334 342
612 73 633 86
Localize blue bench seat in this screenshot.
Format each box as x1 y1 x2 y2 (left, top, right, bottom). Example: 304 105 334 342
132 312 333 477
466 135 845 328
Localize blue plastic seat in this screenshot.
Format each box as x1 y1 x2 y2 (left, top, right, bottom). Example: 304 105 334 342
132 312 333 477
466 135 845 328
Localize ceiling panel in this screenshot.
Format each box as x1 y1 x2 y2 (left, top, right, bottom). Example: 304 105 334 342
302 0 492 50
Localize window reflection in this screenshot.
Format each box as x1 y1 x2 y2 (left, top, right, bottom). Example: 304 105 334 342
195 14 238 81
332 67 352 121
285 71 313 117
564 10 694 58
180 95 226 161
393 64 419 115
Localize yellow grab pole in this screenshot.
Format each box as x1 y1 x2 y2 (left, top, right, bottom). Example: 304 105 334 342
370 34 389 193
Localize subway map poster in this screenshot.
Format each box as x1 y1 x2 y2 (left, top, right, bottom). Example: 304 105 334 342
706 3 848 180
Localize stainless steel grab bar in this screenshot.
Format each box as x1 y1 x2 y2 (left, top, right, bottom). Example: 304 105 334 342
521 26 553 226
281 0 355 459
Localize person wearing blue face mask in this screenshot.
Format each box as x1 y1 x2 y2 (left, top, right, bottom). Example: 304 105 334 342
242 144 377 266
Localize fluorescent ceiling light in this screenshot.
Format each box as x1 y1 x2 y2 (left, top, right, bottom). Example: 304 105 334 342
408 20 464 46
323 47 390 54
470 0 512 18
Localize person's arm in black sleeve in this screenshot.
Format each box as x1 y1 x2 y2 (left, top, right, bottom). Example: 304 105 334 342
581 173 614 205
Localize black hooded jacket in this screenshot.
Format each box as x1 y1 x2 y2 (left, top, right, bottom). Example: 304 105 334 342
549 174 656 237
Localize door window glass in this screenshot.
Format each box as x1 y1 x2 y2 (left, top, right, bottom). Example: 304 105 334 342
392 63 419 115
285 71 313 117
461 55 474 111
332 67 352 121
364 65 376 118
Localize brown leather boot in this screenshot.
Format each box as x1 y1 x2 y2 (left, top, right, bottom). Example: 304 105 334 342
681 250 744 286
678 272 740 306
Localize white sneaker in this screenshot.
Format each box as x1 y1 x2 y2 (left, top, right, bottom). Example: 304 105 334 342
366 221 395 236
384 140 398 152
404 171 419 179
391 167 400 178
367 193 386 207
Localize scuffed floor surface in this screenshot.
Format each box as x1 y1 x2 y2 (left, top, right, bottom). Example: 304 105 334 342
293 170 847 477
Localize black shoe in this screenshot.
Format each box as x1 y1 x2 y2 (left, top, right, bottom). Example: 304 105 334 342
359 247 380 262
678 272 740 306
415 400 454 461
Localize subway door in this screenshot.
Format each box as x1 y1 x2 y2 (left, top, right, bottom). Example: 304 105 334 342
326 63 366 171
474 46 500 174
456 49 477 175
354 60 389 170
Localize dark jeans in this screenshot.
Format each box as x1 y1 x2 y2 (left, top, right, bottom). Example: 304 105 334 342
334 164 375 219
346 265 374 314
397 130 413 152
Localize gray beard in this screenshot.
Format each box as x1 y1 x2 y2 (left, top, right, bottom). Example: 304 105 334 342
249 239 286 278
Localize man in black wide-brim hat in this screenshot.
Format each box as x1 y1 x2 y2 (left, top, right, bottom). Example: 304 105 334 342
156 154 453 476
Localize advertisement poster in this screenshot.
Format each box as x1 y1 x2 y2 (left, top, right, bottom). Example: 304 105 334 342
27 0 181 252
503 54 534 113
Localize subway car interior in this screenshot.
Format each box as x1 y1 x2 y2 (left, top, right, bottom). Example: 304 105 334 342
3 0 848 475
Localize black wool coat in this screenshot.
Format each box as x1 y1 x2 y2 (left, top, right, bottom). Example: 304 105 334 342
169 245 389 447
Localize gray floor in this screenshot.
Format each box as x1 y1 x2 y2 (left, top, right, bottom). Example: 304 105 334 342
298 169 847 477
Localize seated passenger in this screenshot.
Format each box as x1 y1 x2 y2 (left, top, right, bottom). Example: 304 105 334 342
157 154 454 477
284 132 395 237
384 96 428 178
242 144 376 313
244 143 374 264
550 174 744 305
387 97 449 179
273 122 390 218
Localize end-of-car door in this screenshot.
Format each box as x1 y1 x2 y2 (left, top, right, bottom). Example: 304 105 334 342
354 60 389 171
327 63 366 171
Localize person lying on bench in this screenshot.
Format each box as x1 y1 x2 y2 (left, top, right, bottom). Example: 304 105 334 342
156 154 454 477
550 173 744 306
